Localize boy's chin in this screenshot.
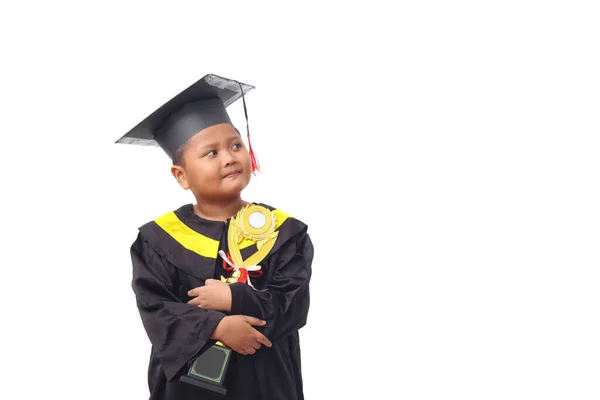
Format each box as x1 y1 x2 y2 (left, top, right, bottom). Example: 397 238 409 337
220 181 250 196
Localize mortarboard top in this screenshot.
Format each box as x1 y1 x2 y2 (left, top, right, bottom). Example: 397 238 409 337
115 74 255 161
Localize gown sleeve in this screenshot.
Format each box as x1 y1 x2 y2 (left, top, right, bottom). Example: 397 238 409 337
130 233 226 381
228 230 314 342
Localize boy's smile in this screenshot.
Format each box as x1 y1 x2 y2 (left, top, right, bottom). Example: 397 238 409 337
223 169 242 179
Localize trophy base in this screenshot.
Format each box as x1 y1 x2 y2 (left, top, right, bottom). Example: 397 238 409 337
181 374 227 396
180 343 232 396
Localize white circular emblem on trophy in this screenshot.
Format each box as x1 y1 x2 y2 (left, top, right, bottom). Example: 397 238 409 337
248 211 266 229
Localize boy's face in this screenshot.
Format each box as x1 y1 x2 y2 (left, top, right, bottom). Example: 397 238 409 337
171 123 252 201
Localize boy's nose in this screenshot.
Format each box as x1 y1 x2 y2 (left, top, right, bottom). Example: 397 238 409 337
222 150 236 165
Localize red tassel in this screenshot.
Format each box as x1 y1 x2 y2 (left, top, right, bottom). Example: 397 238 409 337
247 125 260 174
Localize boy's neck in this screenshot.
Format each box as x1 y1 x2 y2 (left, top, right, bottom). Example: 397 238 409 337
192 196 249 222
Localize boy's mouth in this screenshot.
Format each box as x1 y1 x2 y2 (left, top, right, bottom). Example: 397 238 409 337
223 170 241 179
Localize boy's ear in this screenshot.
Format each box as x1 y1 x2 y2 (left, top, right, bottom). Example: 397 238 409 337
171 165 191 190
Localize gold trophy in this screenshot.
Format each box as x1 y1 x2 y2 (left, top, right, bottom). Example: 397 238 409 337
181 205 279 395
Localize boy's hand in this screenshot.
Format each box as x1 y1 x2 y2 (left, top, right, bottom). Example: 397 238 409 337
187 279 232 312
211 315 272 355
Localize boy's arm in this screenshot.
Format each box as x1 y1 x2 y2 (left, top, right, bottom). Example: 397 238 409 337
228 231 314 342
130 233 225 381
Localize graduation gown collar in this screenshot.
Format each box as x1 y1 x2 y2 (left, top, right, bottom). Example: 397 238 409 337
138 202 307 280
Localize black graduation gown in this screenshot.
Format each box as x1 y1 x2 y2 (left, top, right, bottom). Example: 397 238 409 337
130 203 313 400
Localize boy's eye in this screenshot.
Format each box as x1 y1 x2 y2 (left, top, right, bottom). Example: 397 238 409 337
232 143 242 150
206 150 217 156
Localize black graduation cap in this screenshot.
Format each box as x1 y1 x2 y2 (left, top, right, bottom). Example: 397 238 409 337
115 74 257 165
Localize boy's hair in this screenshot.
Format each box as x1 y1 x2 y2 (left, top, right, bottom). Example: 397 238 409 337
172 143 188 167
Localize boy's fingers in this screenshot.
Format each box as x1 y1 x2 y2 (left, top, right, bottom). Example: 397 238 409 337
244 316 266 326
251 342 262 350
187 297 202 306
256 333 272 348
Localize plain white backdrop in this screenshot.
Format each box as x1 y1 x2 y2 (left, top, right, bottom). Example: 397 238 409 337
1 1 599 399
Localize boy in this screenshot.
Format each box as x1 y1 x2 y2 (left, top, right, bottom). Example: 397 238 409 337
116 74 314 400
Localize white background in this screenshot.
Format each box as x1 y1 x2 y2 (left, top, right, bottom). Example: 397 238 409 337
1 1 599 399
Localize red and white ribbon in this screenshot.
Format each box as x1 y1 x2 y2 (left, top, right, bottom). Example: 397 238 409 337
218 250 262 288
